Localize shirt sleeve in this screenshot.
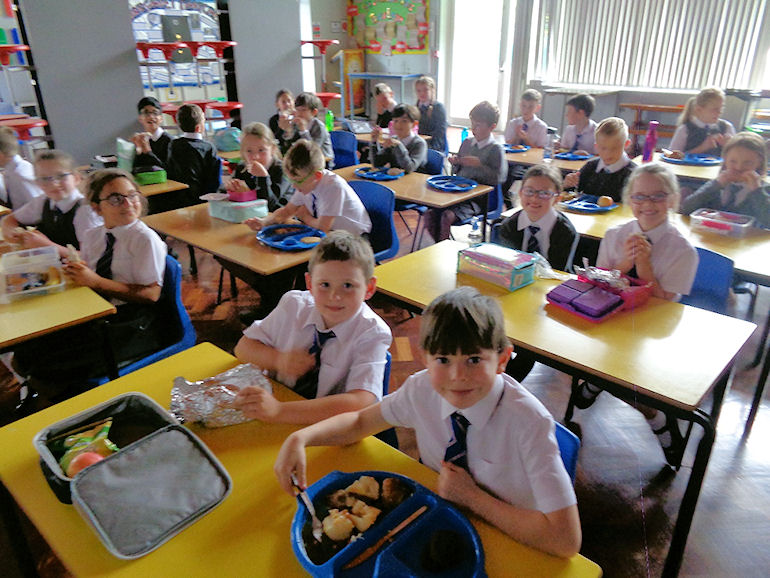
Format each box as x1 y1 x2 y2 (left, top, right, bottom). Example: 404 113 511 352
340 322 392 399
527 120 549 148
73 205 104 247
504 119 517 143
10 195 44 224
657 241 698 295
379 374 420 427
241 291 298 348
669 125 688 152
316 184 345 219
130 228 167 286
596 228 620 269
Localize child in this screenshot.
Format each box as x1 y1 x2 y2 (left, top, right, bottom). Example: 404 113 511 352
415 76 448 154
232 231 392 424
277 92 335 165
131 96 171 170
502 88 549 196
670 87 735 156
373 83 397 128
1 150 102 257
274 287 581 558
562 117 636 202
166 103 221 205
245 139 370 236
371 104 427 173
0 126 43 209
574 163 698 468
268 88 294 144
222 121 293 211
680 131 770 226
557 94 597 155
423 101 507 242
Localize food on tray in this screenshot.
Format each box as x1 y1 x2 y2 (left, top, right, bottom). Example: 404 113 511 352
300 236 322 244
268 226 298 236
345 475 380 500
510 144 527 150
348 499 382 532
664 150 685 159
597 195 613 207
421 529 468 572
559 191 578 202
386 168 403 176
322 509 356 541
381 476 411 508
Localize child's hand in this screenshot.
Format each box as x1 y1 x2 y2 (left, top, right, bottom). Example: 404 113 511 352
293 116 308 132
277 348 316 379
278 113 293 132
294 205 315 225
563 171 580 189
623 233 651 266
553 139 561 150
131 132 151 154
19 229 53 249
516 126 528 141
232 386 282 421
742 170 762 191
458 155 481 167
713 133 729 148
383 134 398 148
247 160 268 178
244 216 268 231
371 125 382 142
437 461 479 508
448 154 461 165
225 178 250 193
64 261 101 288
716 168 743 186
274 432 308 496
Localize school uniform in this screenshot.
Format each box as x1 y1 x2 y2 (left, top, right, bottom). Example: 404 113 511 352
417 100 448 153
497 208 578 271
1 154 43 209
560 120 598 154
12 191 102 249
669 117 735 155
279 117 335 165
448 135 507 222
268 112 285 144
597 219 698 298
289 170 372 236
574 154 636 202
133 127 172 170
373 134 428 173
503 114 548 147
227 158 293 211
681 179 770 228
376 105 395 129
166 132 221 205
380 371 577 513
243 290 392 399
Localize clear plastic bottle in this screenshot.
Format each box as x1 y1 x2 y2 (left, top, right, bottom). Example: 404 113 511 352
325 109 334 133
543 127 557 163
642 120 658 163
468 216 483 243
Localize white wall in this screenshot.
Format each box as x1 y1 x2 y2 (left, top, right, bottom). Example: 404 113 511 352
18 0 142 163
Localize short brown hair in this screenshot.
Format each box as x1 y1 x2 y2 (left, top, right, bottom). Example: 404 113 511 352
177 103 205 132
392 103 420 123
469 101 499 126
308 230 375 279
34 149 76 171
284 139 325 175
722 131 767 176
419 287 509 355
566 93 595 117
521 89 542 103
0 126 19 156
85 168 148 214
522 164 563 192
295 92 321 111
596 117 629 142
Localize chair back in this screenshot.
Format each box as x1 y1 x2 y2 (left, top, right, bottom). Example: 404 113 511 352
490 221 502 244
679 247 733 314
374 351 399 448
330 130 358 168
487 184 503 220
554 421 580 483
417 148 445 175
348 180 399 262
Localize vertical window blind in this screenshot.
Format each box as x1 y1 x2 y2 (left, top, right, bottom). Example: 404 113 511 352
531 0 767 89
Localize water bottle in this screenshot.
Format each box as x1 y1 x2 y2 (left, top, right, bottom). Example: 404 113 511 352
461 127 469 142
543 127 556 163
642 120 658 163
468 216 482 244
325 109 334 133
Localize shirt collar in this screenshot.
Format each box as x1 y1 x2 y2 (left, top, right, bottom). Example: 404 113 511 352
302 301 364 336
49 190 84 213
440 374 505 428
633 218 671 244
104 219 140 237
400 134 414 147
518 207 558 230
182 132 203 140
691 117 708 129
472 134 496 149
150 127 165 141
596 152 631 173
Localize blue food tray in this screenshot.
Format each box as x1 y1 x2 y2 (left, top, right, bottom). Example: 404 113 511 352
555 152 593 161
661 153 722 166
292 470 485 577
559 194 619 213
354 166 405 181
426 175 478 192
256 224 326 251
504 144 530 153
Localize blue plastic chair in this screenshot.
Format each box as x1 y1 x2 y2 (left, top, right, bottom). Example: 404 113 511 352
401 149 444 250
679 247 734 315
417 148 446 175
348 180 400 262
374 352 399 448
88 255 197 386
330 130 358 168
554 421 580 483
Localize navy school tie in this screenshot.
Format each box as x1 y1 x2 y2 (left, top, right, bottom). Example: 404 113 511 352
526 225 541 254
293 329 336 399
444 412 470 470
311 193 318 218
95 232 115 280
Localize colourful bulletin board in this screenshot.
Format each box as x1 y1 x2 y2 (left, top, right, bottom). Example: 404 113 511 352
343 49 366 116
347 0 429 55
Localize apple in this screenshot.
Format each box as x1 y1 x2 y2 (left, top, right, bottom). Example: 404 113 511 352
66 452 104 477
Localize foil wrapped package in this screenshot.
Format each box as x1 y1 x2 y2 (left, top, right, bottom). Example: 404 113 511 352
170 364 272 427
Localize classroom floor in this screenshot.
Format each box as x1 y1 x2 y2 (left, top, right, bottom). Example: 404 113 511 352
1 215 770 577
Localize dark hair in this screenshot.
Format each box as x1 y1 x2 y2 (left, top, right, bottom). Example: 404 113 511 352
85 168 148 214
284 139 325 175
469 100 500 126
566 93 595 117
177 103 205 132
392 103 421 122
295 92 322 112
308 230 375 279
137 96 162 113
275 88 294 101
522 164 563 192
419 287 509 355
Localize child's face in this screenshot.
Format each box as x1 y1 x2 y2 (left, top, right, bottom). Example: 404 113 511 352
595 133 627 166
724 146 763 176
276 93 294 112
565 105 583 125
519 174 559 222
93 177 143 229
374 91 392 109
519 99 539 120
629 172 673 231
305 260 376 328
470 116 495 141
424 347 510 410
415 83 433 103
286 167 322 194
695 98 724 125
138 105 162 133
241 134 273 168
391 114 416 139
294 105 316 122
35 160 81 201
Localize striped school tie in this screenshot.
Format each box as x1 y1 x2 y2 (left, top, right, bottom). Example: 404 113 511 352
311 194 318 218
293 329 336 399
527 225 541 254
95 232 115 280
444 412 470 470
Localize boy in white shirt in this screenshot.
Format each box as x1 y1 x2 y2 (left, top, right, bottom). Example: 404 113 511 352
557 93 597 156
502 88 549 196
0 126 43 209
274 286 581 557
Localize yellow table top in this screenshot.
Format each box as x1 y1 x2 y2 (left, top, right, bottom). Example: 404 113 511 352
138 179 190 198
0 285 116 348
630 153 719 181
335 164 493 209
505 147 589 172
374 241 755 410
143 204 312 276
0 343 601 577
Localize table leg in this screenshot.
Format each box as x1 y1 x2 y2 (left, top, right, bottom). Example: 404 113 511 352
744 345 770 436
481 190 490 240
0 482 38 577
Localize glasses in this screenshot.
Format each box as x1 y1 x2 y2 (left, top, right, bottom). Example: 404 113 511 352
139 110 162 117
36 172 73 185
287 171 315 186
629 192 669 204
520 187 557 199
100 191 142 206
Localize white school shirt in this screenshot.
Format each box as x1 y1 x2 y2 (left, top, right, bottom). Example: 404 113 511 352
560 120 598 154
596 152 631 173
517 207 559 258
597 218 698 298
669 116 736 152
2 154 43 209
504 114 548 147
380 371 577 513
12 190 103 246
242 290 392 399
289 170 372 235
81 219 167 305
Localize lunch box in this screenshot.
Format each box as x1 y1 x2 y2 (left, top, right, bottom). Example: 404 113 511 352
689 208 754 237
457 242 537 292
208 198 268 222
546 273 653 322
0 246 65 303
33 393 231 559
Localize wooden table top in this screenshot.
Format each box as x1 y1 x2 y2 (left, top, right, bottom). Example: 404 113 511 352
335 164 493 209
0 343 601 577
619 103 685 113
374 241 755 410
217 150 241 161
0 286 116 349
138 179 190 198
142 204 312 276
505 147 591 172
631 153 720 181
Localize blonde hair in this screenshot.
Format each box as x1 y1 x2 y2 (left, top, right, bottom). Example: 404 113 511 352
0 126 18 156
596 117 629 142
35 149 76 171
622 163 680 208
415 75 436 100
373 83 393 96
678 87 725 125
521 88 542 103
241 121 280 158
308 230 375 279
722 131 768 176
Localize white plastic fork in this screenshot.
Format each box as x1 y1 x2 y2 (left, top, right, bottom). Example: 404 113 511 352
291 473 323 542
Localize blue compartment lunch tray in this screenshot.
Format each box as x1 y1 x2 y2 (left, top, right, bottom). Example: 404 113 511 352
292 470 485 577
559 194 619 213
426 175 478 192
504 144 530 153
354 166 405 181
661 153 722 166
555 152 594 161
256 224 326 251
